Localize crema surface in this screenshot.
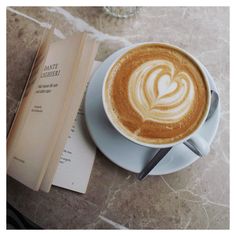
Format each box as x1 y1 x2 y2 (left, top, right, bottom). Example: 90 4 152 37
104 44 208 144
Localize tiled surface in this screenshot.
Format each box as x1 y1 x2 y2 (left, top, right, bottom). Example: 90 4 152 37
7 7 229 229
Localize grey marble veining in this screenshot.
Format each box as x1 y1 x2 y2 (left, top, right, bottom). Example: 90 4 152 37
7 7 229 229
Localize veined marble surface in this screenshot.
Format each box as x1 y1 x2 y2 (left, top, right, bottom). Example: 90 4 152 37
7 7 229 229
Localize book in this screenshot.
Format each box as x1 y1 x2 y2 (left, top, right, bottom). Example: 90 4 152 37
52 61 100 193
7 28 99 192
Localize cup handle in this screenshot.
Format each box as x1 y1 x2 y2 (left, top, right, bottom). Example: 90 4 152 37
183 134 210 157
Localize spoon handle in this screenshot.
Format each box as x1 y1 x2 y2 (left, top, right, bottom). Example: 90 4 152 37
137 147 172 180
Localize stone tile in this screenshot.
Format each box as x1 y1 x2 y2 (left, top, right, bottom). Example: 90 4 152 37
7 7 229 229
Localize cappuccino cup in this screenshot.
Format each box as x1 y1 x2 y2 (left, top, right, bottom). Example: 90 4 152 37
102 43 211 156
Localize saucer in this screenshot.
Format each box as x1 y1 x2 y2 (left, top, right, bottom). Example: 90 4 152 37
84 47 220 175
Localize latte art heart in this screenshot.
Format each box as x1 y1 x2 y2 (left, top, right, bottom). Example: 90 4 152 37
128 60 195 123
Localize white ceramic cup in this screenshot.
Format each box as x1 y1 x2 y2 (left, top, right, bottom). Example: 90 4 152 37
102 43 211 156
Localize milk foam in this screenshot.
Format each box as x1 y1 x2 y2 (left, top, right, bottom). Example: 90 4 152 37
128 60 195 123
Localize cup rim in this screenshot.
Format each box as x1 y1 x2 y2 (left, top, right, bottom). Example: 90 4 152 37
102 42 211 148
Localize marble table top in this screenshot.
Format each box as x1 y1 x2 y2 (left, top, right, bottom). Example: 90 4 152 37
7 7 229 229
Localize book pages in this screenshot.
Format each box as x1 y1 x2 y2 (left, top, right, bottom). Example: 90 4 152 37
52 61 101 193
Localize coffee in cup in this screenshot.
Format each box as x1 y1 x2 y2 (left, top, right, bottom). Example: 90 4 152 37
103 43 210 147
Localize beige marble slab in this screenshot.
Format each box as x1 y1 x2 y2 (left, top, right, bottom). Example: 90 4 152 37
7 7 229 229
